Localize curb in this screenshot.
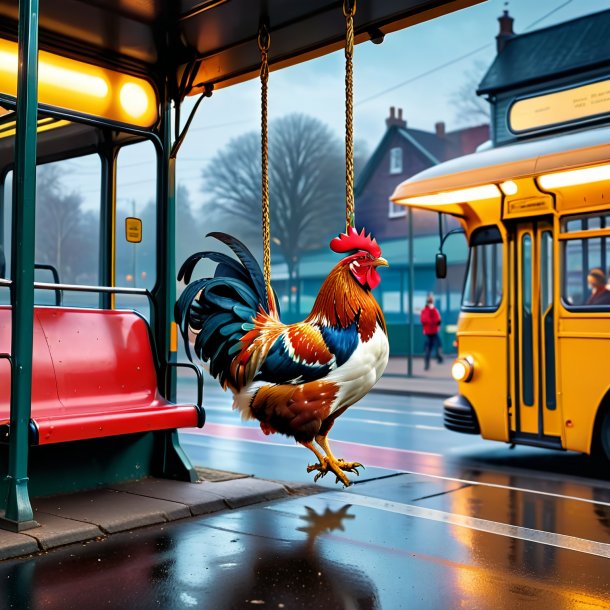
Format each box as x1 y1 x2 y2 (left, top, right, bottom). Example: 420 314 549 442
0 475 311 563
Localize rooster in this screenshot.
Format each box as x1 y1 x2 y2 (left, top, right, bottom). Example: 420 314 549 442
175 227 389 486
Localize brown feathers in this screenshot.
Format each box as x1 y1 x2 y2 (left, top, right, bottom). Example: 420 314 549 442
307 263 386 342
250 381 339 443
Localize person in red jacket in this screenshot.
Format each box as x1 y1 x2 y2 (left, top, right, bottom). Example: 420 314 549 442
420 294 443 371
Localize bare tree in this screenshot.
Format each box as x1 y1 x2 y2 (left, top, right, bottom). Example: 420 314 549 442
451 59 491 126
35 165 97 283
201 113 365 313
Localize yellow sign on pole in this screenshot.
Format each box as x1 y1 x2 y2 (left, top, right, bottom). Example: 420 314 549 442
125 217 142 243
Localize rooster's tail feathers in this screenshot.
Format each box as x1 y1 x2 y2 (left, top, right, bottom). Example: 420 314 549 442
175 232 278 389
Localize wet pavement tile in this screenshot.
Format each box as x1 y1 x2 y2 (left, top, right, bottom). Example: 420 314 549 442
34 489 190 534
1 479 609 609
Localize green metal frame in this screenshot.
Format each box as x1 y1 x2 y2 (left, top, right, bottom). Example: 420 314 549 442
1 0 39 531
0 15 198 528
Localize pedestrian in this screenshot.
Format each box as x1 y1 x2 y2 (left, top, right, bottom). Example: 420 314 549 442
586 268 610 305
420 294 443 371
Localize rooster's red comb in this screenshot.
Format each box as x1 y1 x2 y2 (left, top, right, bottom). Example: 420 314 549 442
330 226 382 258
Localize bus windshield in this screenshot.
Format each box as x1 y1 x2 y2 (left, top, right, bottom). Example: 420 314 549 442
462 226 503 310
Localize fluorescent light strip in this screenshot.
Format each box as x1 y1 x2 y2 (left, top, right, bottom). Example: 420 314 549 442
397 183 501 206
539 163 610 189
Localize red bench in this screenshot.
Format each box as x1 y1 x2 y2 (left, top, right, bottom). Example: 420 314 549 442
0 306 204 445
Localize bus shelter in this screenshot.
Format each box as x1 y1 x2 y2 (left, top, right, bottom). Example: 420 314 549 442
0 0 481 530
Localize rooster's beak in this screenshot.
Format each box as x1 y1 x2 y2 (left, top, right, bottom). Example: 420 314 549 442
373 257 389 267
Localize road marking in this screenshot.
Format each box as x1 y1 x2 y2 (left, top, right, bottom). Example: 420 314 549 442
323 492 610 558
182 422 610 508
403 470 610 509
181 422 442 457
351 405 442 417
189 401 442 419
346 417 444 431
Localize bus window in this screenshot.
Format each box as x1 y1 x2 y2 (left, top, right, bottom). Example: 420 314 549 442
563 236 610 307
541 231 553 312
462 227 503 311
562 211 610 308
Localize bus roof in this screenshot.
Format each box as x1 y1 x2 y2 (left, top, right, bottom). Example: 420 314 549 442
0 0 481 91
391 125 610 209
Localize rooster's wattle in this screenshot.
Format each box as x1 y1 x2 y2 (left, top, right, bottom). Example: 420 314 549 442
175 227 389 486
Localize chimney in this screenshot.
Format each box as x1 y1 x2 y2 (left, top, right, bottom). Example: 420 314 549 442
496 9 514 53
386 106 406 129
435 121 446 138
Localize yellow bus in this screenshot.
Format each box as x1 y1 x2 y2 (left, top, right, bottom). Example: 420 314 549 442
391 126 610 462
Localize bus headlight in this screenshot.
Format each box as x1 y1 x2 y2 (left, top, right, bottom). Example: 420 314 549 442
452 356 474 382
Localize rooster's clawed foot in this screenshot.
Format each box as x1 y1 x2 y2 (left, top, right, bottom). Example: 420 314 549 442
307 457 364 487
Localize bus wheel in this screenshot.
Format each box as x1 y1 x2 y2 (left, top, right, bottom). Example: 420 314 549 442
597 408 610 463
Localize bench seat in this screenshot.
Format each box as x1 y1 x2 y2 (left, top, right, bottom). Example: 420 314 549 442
0 306 203 445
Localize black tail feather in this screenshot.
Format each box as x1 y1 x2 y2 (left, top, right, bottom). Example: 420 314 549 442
175 232 279 388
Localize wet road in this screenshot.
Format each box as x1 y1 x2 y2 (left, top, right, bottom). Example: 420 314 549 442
0 381 608 608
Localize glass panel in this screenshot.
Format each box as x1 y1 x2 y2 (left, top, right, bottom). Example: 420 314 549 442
521 234 533 406
540 231 553 312
462 242 503 309
115 141 157 316
34 156 101 307
541 230 556 411
0 171 11 305
562 212 610 233
563 236 610 307
389 147 402 174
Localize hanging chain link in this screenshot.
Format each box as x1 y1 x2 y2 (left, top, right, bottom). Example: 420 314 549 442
344 0 356 230
258 23 272 296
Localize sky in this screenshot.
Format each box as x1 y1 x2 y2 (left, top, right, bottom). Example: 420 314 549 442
74 0 610 213
172 0 610 210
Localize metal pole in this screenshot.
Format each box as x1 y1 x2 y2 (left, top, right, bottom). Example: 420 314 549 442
2 0 39 530
98 143 117 309
407 208 414 377
131 199 137 287
154 96 177 400
152 89 197 483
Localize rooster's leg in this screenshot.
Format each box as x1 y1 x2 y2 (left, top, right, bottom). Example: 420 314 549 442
304 435 363 487
301 441 326 468
302 441 350 484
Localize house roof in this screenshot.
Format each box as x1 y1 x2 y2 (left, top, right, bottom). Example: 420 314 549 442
355 123 489 196
478 8 610 95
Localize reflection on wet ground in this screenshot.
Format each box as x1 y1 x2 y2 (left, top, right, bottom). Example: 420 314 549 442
1 471 608 610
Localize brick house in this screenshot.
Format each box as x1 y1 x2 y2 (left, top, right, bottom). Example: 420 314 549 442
355 107 489 240
273 109 489 355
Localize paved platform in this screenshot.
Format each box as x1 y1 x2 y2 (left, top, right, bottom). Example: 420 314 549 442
0 472 310 561
2 471 608 608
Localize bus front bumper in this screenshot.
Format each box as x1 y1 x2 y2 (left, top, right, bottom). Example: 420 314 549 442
443 395 480 435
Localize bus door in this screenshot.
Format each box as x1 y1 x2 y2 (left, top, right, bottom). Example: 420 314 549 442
511 221 561 444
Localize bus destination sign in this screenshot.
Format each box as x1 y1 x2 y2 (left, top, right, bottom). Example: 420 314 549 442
509 79 610 134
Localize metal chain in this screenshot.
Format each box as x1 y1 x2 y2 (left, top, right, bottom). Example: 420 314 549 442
258 23 272 296
344 0 356 230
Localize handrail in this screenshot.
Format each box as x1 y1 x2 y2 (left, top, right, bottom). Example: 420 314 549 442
0 277 150 297
34 264 62 305
164 361 205 428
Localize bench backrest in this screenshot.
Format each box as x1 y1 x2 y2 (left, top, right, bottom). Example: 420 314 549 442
0 307 160 417
0 307 61 412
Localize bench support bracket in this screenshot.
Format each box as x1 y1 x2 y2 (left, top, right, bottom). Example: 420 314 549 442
154 430 198 483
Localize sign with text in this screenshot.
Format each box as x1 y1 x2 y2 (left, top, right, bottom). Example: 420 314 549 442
125 217 142 243
509 79 610 134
